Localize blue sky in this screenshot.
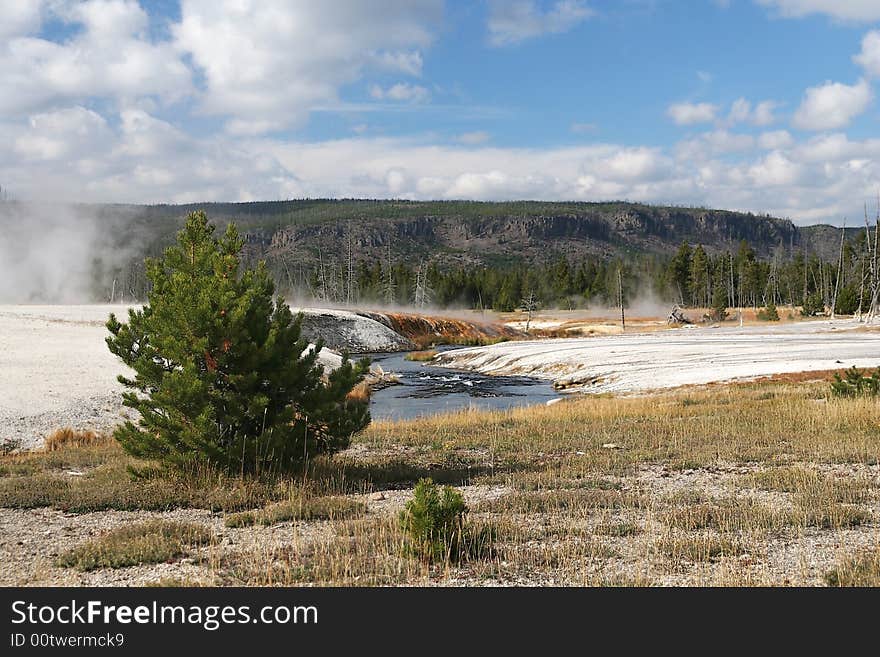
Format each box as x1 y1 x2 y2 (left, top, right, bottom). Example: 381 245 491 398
3 1 880 225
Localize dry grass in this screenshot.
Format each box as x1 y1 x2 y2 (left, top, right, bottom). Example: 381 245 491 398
4 379 880 586
476 488 643 514
225 496 365 527
653 534 748 563
363 382 880 470
346 381 371 403
825 548 880 586
405 349 438 362
56 520 213 571
43 427 113 452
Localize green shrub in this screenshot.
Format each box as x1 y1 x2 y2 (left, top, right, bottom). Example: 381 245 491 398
399 478 467 561
801 293 825 317
757 302 779 321
106 211 370 475
831 366 880 398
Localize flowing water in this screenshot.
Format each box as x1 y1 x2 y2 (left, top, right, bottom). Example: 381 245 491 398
366 347 559 421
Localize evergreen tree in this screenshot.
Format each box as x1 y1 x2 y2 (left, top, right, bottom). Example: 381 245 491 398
710 282 728 321
668 241 692 304
801 291 825 317
689 245 710 307
758 302 779 321
106 211 370 474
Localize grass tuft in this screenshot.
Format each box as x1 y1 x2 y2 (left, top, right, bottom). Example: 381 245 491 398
825 548 880 586
56 520 213 571
225 496 366 528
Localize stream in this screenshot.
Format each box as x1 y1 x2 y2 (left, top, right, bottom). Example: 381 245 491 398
366 347 559 421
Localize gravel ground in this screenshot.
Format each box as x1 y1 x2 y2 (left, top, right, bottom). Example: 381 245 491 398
3 465 876 587
0 484 510 587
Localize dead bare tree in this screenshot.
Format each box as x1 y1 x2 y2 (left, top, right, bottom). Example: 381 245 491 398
413 261 432 310
520 290 539 333
831 218 846 319
864 200 880 322
345 221 354 305
383 242 395 306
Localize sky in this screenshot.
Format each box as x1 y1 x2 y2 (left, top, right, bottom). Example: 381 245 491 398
3 1 880 225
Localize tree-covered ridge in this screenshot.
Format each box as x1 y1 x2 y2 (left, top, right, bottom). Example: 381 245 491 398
2 198 864 309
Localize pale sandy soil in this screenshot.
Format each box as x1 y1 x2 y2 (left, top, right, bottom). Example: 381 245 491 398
0 305 135 449
436 319 880 392
0 305 346 449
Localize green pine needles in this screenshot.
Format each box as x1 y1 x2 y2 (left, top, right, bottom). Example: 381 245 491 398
106 211 370 475
831 366 880 398
399 478 467 561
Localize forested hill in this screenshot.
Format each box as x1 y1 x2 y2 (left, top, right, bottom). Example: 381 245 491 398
87 198 851 266
0 198 861 307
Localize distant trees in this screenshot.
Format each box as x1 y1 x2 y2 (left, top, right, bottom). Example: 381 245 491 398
80 204 879 318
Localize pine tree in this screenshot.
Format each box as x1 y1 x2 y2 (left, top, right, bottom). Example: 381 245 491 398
689 245 710 307
710 282 728 321
106 211 370 474
668 241 692 304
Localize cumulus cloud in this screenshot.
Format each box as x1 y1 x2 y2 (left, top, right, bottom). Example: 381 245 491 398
5 103 880 225
667 102 718 125
792 79 872 130
369 83 431 103
758 130 795 150
727 98 777 126
0 0 191 116
854 30 880 77
0 0 43 39
14 106 112 161
173 0 442 133
756 0 880 21
677 130 756 162
488 0 594 46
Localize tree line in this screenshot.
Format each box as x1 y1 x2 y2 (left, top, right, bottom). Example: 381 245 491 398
277 233 870 316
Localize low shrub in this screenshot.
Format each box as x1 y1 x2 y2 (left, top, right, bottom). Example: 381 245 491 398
399 478 467 561
831 366 880 398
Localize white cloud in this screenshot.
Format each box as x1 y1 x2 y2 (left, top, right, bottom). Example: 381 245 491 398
748 151 804 186
14 106 112 161
667 102 718 125
488 0 594 46
369 82 430 103
456 131 491 145
792 79 872 130
173 0 442 133
369 50 424 76
6 107 880 225
854 30 880 77
756 0 880 21
725 98 778 126
758 130 795 150
0 0 43 39
0 0 191 116
752 101 778 126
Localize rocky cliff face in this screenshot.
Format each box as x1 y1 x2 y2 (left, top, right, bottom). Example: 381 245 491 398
255 202 818 270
